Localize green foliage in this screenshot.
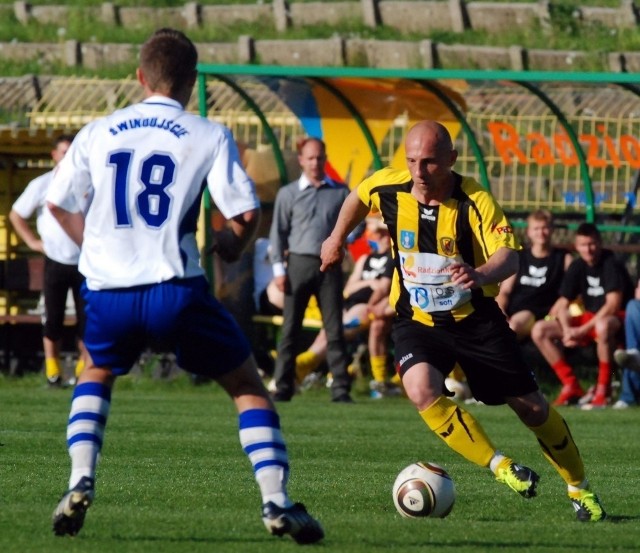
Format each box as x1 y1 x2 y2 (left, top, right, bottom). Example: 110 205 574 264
0 0 273 5
0 373 638 552
0 1 634 48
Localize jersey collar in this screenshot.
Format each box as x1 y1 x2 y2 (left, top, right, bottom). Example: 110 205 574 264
142 95 184 110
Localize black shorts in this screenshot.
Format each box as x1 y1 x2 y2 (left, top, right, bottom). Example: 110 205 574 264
43 257 85 341
344 287 373 310
392 300 539 405
258 288 283 316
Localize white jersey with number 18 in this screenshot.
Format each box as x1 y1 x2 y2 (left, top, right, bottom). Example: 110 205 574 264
47 96 259 291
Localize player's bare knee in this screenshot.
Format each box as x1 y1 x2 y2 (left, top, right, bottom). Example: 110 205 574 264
507 391 548 427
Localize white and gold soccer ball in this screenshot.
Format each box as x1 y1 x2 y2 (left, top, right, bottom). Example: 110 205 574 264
392 462 455 518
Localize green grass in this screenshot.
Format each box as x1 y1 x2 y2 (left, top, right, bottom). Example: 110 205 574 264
1 372 638 553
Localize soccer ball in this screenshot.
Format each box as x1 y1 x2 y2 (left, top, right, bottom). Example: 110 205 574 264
392 462 455 518
444 377 472 400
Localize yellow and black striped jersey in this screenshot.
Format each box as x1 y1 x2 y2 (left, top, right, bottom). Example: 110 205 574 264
357 167 520 326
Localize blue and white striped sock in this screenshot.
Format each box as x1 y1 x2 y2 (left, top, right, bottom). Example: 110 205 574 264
239 408 292 508
66 382 111 489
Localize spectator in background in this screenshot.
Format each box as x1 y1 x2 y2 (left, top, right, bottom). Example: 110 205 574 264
293 216 398 397
497 209 572 341
343 215 397 397
268 137 352 403
612 279 640 409
9 134 87 387
531 223 634 409
253 237 283 316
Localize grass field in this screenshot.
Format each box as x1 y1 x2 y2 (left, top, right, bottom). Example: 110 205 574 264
1 372 638 553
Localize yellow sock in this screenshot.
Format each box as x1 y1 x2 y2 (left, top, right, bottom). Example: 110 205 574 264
390 373 402 386
370 355 387 382
420 396 496 467
295 350 319 383
530 406 586 487
494 456 515 476
74 357 85 378
45 358 61 381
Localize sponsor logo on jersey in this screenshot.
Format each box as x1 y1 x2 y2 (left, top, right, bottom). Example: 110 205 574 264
398 353 414 367
520 265 548 287
586 275 604 297
490 221 513 235
421 208 436 221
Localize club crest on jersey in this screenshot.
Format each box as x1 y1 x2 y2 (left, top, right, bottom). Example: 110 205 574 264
400 230 415 250
439 237 457 256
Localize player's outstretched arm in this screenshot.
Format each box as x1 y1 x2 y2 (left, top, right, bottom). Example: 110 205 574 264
320 190 369 272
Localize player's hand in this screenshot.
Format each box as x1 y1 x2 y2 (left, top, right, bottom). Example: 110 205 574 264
561 325 585 347
320 235 345 272
449 262 483 289
208 229 241 263
274 275 288 294
30 239 45 254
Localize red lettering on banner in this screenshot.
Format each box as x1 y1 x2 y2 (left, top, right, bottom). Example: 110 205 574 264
597 124 621 168
620 136 640 169
487 122 527 164
527 132 555 165
489 121 640 169
581 133 607 168
553 133 578 166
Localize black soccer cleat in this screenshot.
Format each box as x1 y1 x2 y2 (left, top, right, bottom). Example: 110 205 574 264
52 476 95 536
262 501 324 544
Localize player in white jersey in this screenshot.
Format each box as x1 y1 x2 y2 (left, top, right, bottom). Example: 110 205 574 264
9 134 87 386
46 28 323 544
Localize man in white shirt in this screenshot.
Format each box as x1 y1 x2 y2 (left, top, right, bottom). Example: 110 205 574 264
9 134 87 386
46 28 322 545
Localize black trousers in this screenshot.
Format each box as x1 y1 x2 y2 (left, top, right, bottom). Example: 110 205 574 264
43 257 85 341
273 254 351 399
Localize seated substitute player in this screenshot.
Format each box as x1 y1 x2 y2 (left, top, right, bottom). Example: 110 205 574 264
292 215 398 395
497 209 572 341
320 120 606 522
253 236 284 316
613 279 640 408
531 222 633 409
46 28 322 544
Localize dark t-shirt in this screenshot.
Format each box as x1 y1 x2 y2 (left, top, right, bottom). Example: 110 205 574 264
344 251 394 309
559 249 634 313
507 247 568 319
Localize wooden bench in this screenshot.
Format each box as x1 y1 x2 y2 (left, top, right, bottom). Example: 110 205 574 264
0 257 77 373
252 314 323 330
251 313 323 351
